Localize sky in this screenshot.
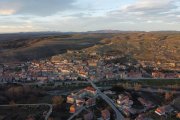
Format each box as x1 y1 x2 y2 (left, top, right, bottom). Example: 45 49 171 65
0 0 180 33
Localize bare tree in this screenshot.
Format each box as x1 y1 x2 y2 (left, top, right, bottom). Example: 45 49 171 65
52 96 64 106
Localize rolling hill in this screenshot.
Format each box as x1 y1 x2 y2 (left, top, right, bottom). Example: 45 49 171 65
0 31 179 64
0 33 114 63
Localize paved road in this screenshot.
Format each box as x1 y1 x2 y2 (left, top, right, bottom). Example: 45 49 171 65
0 103 52 120
88 79 124 120
0 78 179 85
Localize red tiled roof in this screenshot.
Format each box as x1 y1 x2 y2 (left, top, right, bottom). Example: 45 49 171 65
85 86 96 92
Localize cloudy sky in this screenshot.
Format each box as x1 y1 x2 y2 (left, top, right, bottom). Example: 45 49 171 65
0 0 180 33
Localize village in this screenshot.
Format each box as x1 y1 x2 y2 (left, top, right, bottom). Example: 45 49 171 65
64 84 180 120
0 50 179 84
0 50 179 120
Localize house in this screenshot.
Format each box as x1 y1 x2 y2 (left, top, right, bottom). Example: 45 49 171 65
101 109 110 120
0 67 3 73
76 90 87 98
177 74 180 78
84 86 97 96
152 71 165 78
67 95 75 104
176 112 180 119
165 73 177 78
88 60 98 67
79 71 88 78
37 76 48 82
26 115 35 120
117 94 133 109
105 72 114 80
138 97 153 108
155 105 173 116
127 70 142 78
86 98 96 107
119 72 127 79
84 111 93 120
122 108 130 117
135 114 144 120
117 94 129 105
70 105 76 113
76 98 85 107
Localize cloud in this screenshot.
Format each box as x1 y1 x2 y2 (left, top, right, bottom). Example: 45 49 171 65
0 9 16 15
121 0 178 14
0 0 76 16
109 0 180 23
0 2 20 15
0 0 180 32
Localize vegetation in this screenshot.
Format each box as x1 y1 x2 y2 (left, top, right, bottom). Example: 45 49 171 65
137 79 180 86
51 96 64 106
86 32 180 63
0 33 111 63
1 32 179 64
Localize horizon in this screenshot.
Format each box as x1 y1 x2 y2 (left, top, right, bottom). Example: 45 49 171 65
0 0 180 33
0 29 180 34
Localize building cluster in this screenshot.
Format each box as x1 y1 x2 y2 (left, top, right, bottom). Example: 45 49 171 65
155 105 174 116
140 61 180 71
66 86 112 120
0 50 179 83
0 53 147 83
152 71 180 78
115 93 154 117
65 86 180 119
67 86 97 113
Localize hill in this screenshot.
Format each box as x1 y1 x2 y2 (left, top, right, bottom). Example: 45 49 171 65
85 32 180 63
0 32 179 64
0 33 114 63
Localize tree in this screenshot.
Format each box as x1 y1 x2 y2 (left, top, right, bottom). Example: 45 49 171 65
165 92 173 101
9 100 16 106
77 77 82 81
48 117 54 120
7 86 24 99
134 83 142 91
52 96 64 106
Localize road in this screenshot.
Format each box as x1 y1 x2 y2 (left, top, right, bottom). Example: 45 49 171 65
88 79 125 120
67 106 85 120
0 78 179 86
132 87 180 94
0 103 52 120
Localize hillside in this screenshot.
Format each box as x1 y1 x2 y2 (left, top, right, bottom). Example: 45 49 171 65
0 32 179 64
0 33 113 63
85 32 180 63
